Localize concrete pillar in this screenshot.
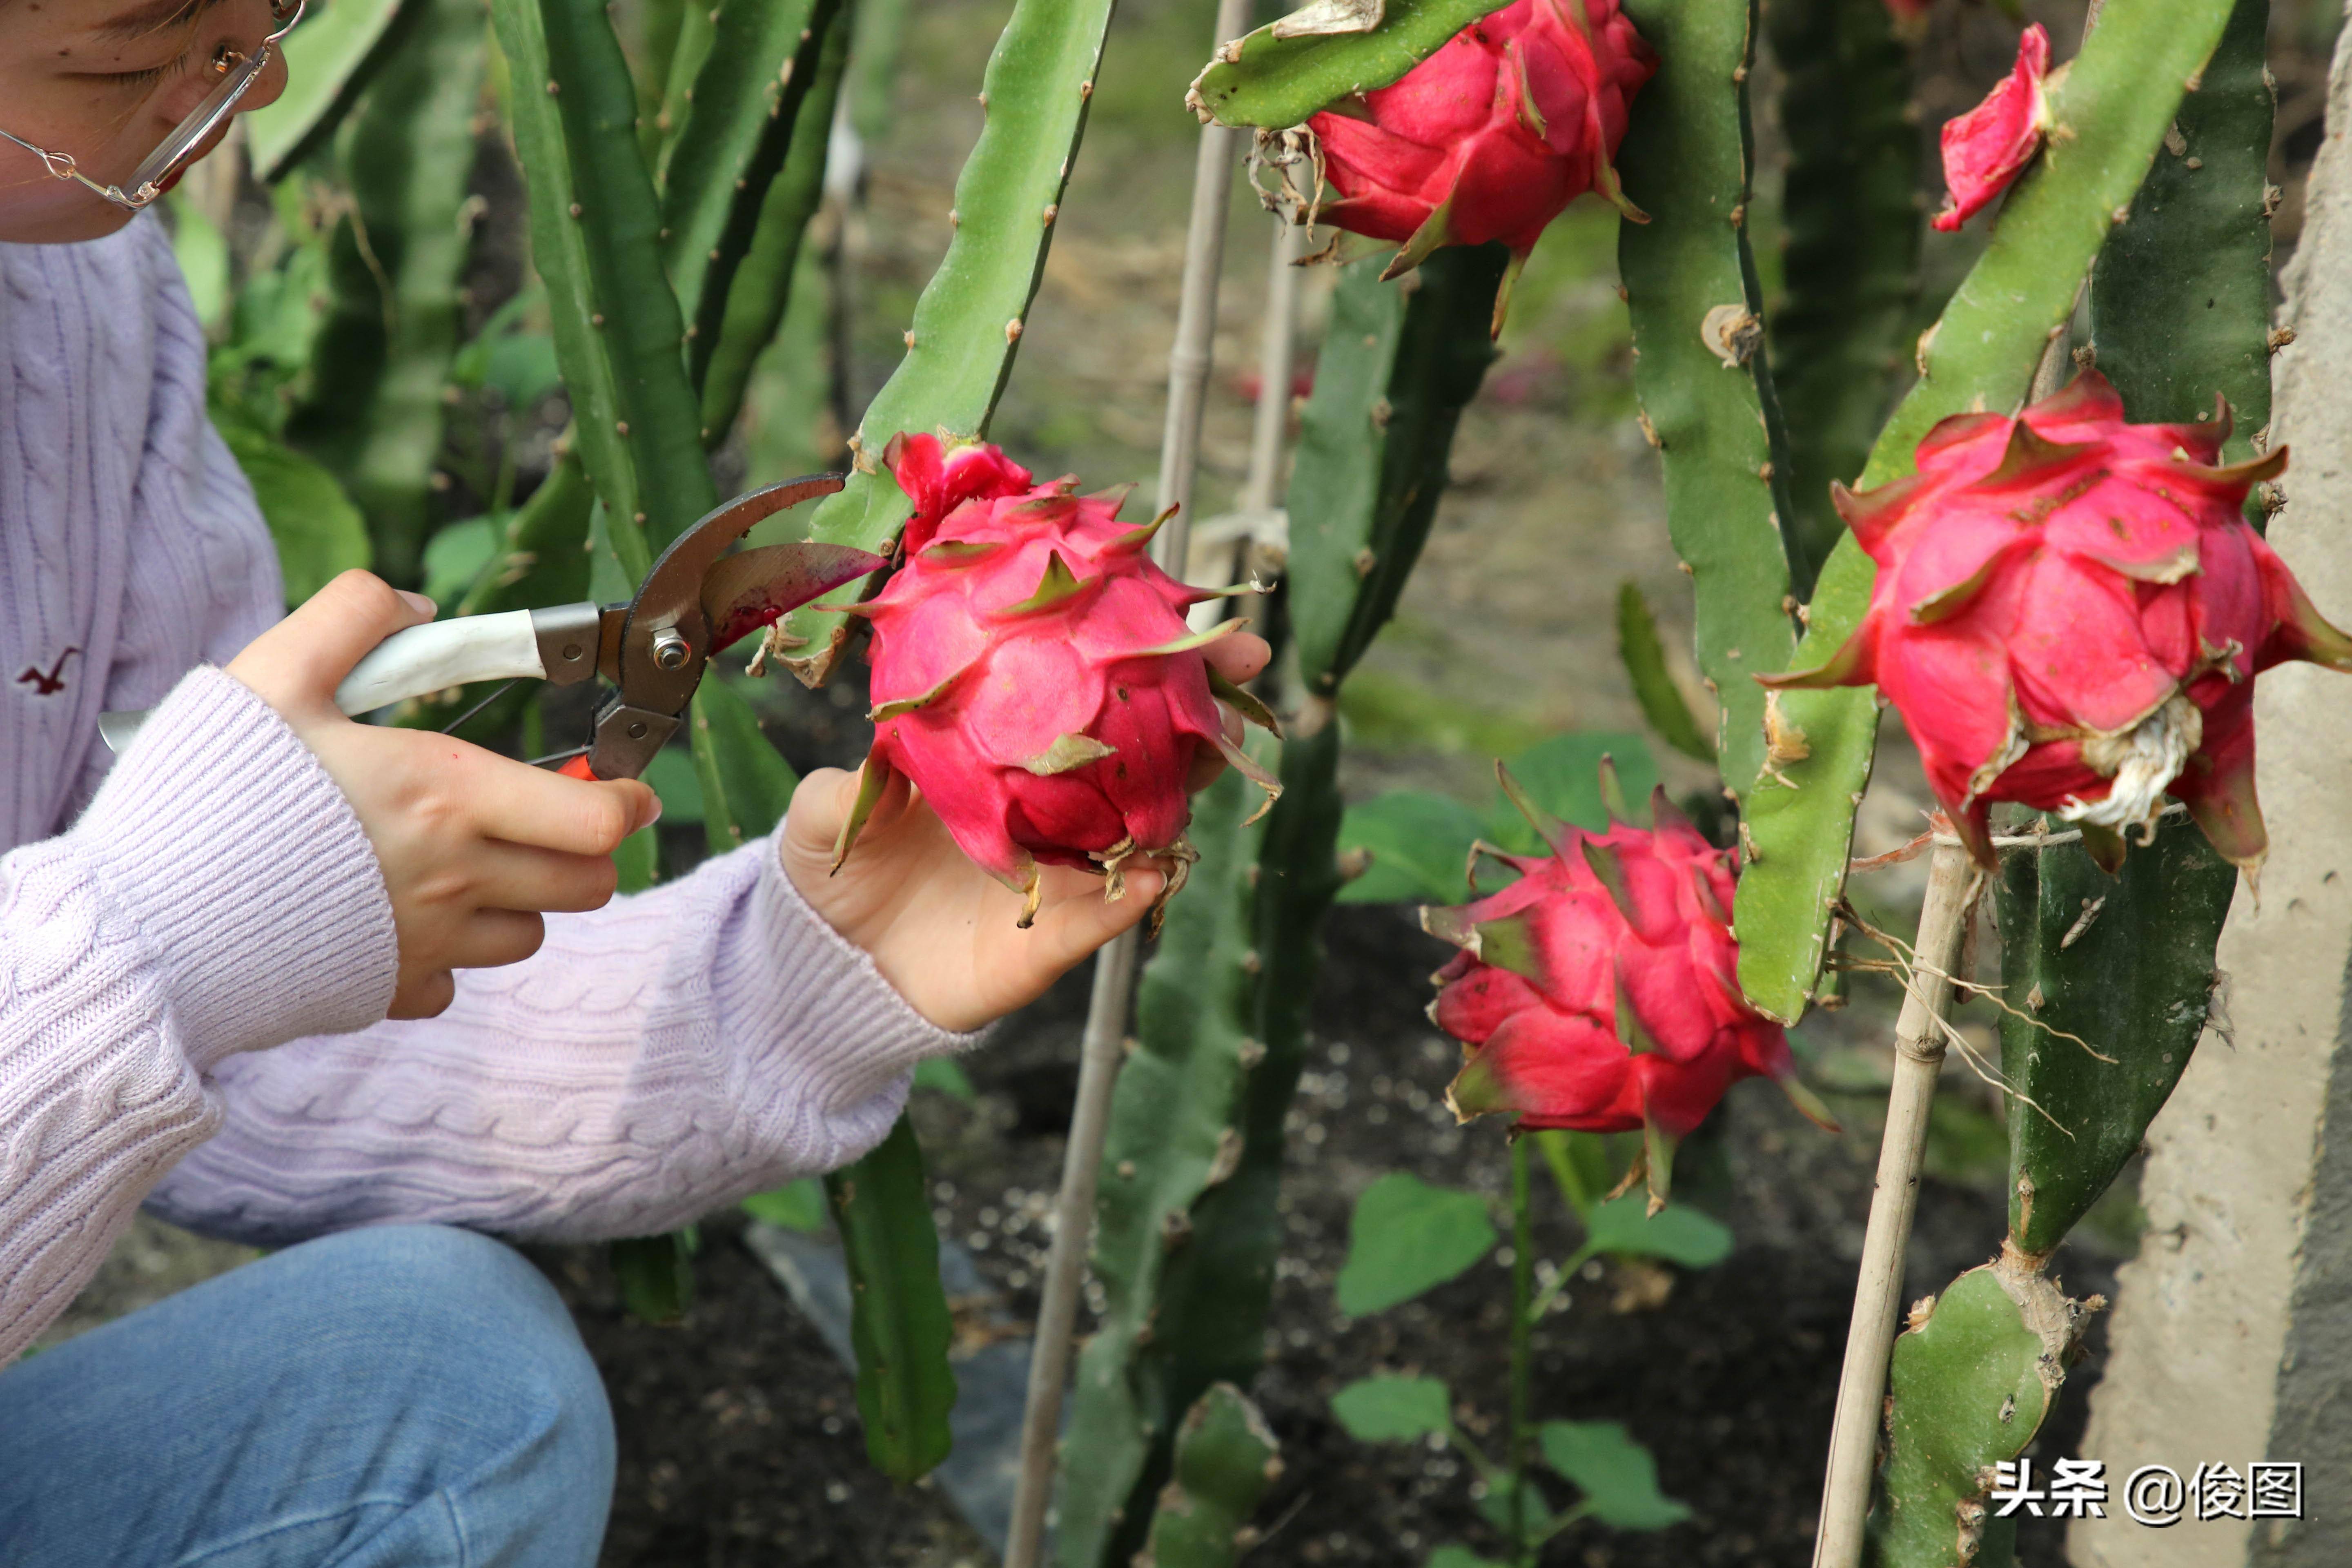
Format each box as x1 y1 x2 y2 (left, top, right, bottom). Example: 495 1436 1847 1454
2071 14 2352 1567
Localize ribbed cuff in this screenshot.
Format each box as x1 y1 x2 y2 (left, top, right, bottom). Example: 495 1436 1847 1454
737 851 986 1121
69 668 398 1069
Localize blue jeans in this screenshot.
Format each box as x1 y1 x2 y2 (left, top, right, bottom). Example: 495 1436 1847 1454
0 1225 615 1566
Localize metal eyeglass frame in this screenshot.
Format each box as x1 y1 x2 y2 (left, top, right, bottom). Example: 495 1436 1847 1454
0 0 305 212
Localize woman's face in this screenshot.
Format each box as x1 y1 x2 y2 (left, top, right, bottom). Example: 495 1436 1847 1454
0 0 288 244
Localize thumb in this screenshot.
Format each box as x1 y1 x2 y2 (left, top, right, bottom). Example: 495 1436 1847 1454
227 571 437 716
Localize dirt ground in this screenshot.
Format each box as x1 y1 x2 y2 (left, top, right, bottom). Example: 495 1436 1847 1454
43 0 2345 1563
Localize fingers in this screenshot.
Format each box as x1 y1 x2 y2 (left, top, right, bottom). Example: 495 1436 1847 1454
1023 861 1167 971
225 571 436 714
404 737 657 856
460 839 622 915
1203 631 1272 687
454 907 549 971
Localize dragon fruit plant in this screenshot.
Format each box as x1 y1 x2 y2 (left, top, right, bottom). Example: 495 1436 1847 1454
1299 0 1655 318
1426 763 1835 1212
829 434 1280 927
1760 369 2350 877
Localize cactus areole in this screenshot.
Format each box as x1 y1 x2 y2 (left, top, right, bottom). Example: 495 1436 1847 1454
1422 766 1833 1209
1303 0 1654 323
828 434 1279 926
1762 370 2352 876
1932 23 2056 232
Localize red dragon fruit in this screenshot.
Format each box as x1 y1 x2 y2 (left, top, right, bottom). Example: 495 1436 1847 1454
1760 369 2352 875
1304 0 1655 325
1931 23 2055 232
1423 765 1833 1209
829 433 1278 926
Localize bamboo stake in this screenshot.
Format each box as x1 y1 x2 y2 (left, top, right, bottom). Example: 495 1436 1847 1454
1242 216 1304 513
1003 5 1250 1561
1811 839 1983 1568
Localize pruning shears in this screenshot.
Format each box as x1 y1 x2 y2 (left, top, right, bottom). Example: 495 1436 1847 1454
101 474 882 781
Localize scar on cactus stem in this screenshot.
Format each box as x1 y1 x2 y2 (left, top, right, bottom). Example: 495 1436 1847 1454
1931 23 2058 233
1282 0 1656 335
1760 368 2352 879
825 432 1281 930
1419 758 1837 1214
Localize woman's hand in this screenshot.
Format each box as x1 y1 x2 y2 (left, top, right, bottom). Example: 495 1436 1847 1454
781 633 1273 1033
227 572 660 1020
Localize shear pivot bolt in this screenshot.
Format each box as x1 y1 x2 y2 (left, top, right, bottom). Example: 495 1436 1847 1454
651 630 691 671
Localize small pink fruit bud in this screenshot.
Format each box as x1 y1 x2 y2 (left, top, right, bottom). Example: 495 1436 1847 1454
1931 24 2056 232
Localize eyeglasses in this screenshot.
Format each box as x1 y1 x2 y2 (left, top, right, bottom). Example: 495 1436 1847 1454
0 0 305 212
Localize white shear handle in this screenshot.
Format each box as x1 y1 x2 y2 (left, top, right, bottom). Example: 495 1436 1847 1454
332 608 548 715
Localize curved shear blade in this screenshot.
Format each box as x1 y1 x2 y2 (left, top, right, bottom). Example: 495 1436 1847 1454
704 541 890 653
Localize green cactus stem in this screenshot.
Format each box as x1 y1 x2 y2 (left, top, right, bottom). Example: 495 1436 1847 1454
768 0 1118 685
1183 0 1513 131
1613 0 1799 809
1057 248 1502 1568
693 0 854 443
492 0 716 556
826 1115 958 1481
659 0 846 396
1133 1385 1284 1568
1732 0 2241 1025
1874 1252 2100 1568
633 0 685 165
1996 817 2236 1256
285 0 486 590
1764 0 1919 579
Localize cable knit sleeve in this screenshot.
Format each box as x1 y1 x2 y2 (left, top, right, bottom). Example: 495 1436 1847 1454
0 668 399 1365
145 813 980 1249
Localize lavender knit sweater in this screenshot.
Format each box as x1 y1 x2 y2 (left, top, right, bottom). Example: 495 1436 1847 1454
0 217 970 1365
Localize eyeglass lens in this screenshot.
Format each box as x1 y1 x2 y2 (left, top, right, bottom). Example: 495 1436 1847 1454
128 53 265 195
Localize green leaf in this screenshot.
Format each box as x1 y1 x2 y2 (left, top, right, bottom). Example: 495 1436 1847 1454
1537 1421 1693 1531
1615 581 1712 764
611 1228 697 1323
1474 1472 1557 1539
743 1176 829 1232
1581 1194 1732 1270
1426 1549 1507 1568
420 517 498 609
1336 1173 1498 1315
1483 732 1657 851
1334 791 1483 904
912 1057 978 1102
1186 0 1514 131
1330 1374 1453 1443
828 1115 957 1481
245 0 414 181
215 413 373 605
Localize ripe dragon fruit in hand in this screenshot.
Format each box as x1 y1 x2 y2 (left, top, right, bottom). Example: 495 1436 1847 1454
1423 764 1833 1209
1931 23 2055 232
1761 369 2352 875
830 433 1280 927
1303 0 1655 327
